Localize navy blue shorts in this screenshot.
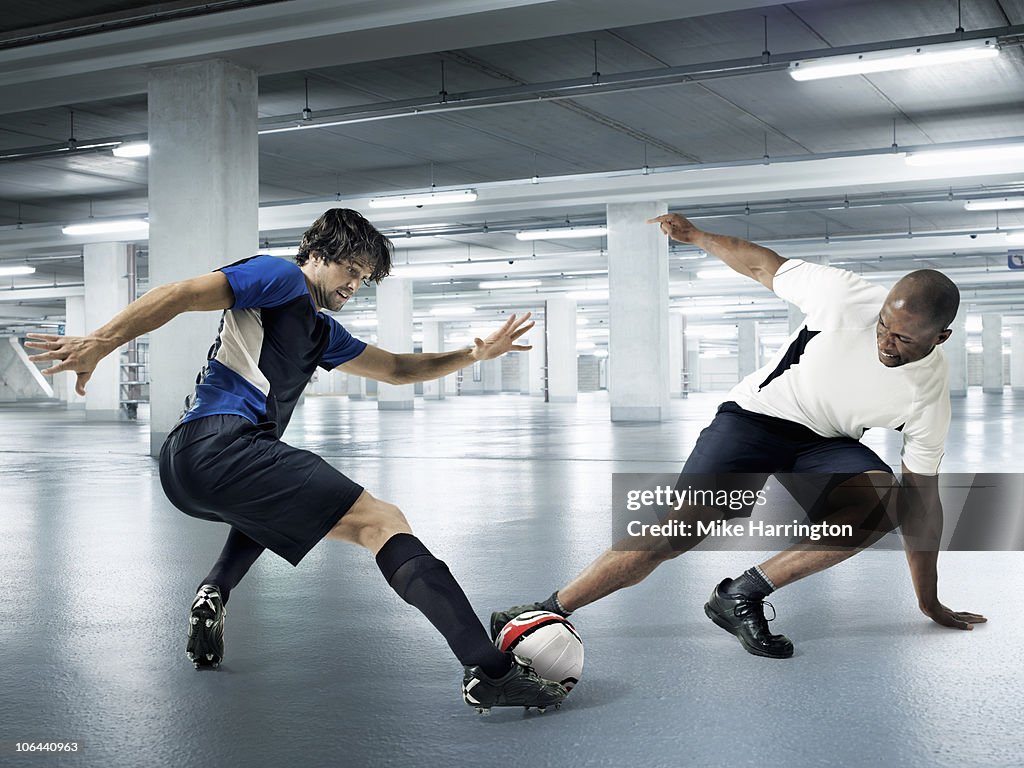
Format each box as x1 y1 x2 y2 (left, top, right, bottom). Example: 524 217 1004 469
159 414 364 566
678 402 893 519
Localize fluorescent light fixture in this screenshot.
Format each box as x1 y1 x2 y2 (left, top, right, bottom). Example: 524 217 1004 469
696 268 741 279
905 143 1024 167
576 341 596 352
566 289 609 301
0 265 35 277
478 279 542 290
347 318 378 328
593 349 609 358
789 39 998 81
61 219 149 236
516 226 608 241
112 142 150 158
368 189 477 209
576 317 589 326
964 198 1024 211
429 305 476 316
261 247 299 258
1006 232 1024 245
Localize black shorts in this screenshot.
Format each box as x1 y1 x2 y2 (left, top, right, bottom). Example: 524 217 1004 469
159 414 364 566
678 401 894 519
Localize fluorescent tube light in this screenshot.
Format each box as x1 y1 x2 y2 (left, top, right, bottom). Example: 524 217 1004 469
1006 232 1024 245
516 226 608 241
789 39 998 81
964 198 1024 211
429 305 476 316
0 265 35 277
112 142 150 158
478 279 541 290
368 189 477 209
61 219 149 236
905 143 1024 167
566 289 609 301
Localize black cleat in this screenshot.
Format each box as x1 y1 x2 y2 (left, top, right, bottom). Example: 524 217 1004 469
187 584 225 669
704 579 794 659
489 602 547 641
462 655 568 715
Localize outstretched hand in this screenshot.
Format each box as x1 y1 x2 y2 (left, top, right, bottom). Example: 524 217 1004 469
24 333 105 395
647 213 701 244
920 600 987 630
470 312 535 362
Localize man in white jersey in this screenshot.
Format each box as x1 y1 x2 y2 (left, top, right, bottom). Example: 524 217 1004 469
493 212 986 659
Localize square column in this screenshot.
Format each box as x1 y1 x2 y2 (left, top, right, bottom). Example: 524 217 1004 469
947 312 968 396
668 312 685 397
63 295 86 408
1011 322 1024 394
738 320 760 380
527 323 546 396
982 314 1003 393
545 298 577 403
608 201 669 421
377 278 414 410
83 242 130 420
422 321 445 400
148 60 259 455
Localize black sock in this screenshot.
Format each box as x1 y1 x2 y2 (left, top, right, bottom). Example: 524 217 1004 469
539 591 570 617
198 528 266 605
376 533 511 678
724 566 775 600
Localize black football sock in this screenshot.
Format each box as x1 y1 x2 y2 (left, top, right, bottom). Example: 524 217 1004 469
539 591 571 617
198 527 266 605
376 533 511 678
723 566 775 600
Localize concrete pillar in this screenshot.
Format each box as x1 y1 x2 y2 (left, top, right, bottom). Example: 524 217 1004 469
376 277 414 410
148 60 259 455
982 314 1003 393
668 312 684 397
83 242 130 420
947 311 968 397
687 349 702 393
608 201 669 421
545 298 577 403
528 323 546 396
422 321 445 400
738 320 759 380
482 358 502 393
1011 323 1024 394
63 295 86 408
0 338 54 402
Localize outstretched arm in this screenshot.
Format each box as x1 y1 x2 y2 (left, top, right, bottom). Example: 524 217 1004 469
648 213 787 290
338 312 534 385
25 271 234 395
899 463 987 630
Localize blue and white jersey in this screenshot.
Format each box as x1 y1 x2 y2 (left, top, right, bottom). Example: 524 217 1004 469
729 259 950 475
179 255 366 435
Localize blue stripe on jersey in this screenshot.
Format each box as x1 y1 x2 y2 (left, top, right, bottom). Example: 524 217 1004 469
180 358 268 425
222 255 309 309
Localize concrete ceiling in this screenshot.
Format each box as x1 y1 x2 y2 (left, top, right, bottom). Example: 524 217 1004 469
1 0 1023 341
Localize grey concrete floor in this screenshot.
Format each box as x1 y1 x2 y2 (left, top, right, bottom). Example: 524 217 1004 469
1 391 1022 768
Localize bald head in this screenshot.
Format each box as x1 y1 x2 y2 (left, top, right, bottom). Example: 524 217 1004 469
888 269 960 334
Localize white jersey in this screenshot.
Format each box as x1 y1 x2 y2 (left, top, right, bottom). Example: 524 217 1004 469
729 259 950 475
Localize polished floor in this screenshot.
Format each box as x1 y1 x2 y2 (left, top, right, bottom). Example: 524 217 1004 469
1 390 1022 768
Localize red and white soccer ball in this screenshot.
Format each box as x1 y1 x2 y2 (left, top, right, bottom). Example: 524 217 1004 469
495 611 584 692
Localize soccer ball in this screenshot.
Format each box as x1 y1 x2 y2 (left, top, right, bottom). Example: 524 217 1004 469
495 611 584 691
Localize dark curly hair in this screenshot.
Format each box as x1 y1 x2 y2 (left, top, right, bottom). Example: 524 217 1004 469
295 209 393 283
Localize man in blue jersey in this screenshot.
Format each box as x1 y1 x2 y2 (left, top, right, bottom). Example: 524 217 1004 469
492 212 986 660
27 208 566 713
